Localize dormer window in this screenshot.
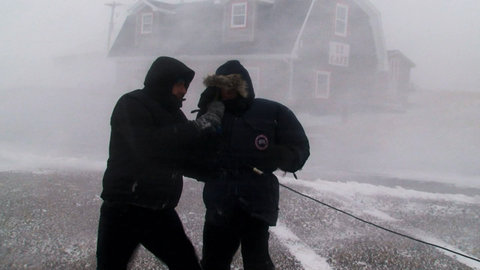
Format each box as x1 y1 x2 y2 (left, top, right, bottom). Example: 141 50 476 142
231 2 247 28
141 13 153 34
334 3 349 37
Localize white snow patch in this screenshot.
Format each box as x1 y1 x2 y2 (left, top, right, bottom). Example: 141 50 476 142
271 221 332 270
278 176 480 268
0 148 106 172
369 170 480 189
362 208 398 222
280 177 480 204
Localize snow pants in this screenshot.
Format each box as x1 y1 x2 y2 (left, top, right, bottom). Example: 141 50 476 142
96 201 201 270
201 208 275 270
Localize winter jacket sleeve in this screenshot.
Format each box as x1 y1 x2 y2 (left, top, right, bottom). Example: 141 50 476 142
273 105 310 172
111 94 201 169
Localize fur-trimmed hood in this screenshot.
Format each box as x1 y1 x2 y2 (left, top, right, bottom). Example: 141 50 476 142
203 74 248 98
197 60 255 115
205 60 255 104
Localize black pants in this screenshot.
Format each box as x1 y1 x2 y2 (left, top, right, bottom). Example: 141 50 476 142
96 201 201 270
201 209 275 270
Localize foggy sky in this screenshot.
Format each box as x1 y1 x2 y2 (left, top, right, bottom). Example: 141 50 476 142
1 0 479 91
369 0 480 91
0 0 479 177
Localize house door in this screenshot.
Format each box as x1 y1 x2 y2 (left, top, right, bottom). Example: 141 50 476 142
315 71 331 99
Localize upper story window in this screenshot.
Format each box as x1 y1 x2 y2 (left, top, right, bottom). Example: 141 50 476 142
334 3 349 37
329 41 350 67
141 13 153 34
231 2 247 28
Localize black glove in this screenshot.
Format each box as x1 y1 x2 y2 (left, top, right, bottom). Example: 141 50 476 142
193 101 225 131
198 86 221 115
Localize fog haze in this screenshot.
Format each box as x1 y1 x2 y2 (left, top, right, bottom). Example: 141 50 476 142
2 0 479 90
2 2 480 268
0 0 479 185
369 0 480 91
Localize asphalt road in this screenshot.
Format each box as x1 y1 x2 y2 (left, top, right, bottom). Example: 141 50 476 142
0 170 478 269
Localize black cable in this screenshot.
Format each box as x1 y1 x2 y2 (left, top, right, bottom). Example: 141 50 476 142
280 183 480 263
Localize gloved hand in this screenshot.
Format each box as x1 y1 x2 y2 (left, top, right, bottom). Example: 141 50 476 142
197 86 221 115
194 101 225 131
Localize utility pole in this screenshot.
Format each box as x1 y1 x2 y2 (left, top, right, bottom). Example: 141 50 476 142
105 1 122 50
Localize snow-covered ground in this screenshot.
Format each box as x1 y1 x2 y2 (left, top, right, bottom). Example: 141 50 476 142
0 171 479 269
1 89 479 269
275 176 480 269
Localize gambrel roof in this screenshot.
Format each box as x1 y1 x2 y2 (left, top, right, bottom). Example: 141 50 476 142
352 0 387 71
110 0 310 58
110 0 386 70
128 0 175 14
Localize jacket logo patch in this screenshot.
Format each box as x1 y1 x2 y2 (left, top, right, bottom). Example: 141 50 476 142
255 134 269 150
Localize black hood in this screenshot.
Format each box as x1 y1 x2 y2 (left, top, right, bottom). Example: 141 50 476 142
144 56 195 90
143 56 195 111
212 60 255 115
215 60 255 104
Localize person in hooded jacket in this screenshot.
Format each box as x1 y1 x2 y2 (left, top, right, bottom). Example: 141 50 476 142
194 60 310 270
96 56 224 270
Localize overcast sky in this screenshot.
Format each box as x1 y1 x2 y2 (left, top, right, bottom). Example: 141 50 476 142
1 0 479 175
0 0 479 91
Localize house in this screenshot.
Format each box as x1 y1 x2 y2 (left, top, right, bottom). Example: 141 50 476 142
109 0 388 113
387 50 415 93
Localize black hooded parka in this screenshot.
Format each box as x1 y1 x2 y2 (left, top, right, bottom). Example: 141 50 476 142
101 56 200 210
198 60 310 226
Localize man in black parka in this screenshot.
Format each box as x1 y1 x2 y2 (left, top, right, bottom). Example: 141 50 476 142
195 60 310 270
97 56 224 270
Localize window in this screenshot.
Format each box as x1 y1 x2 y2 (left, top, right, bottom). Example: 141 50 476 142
334 3 349 37
329 41 350 67
315 71 331 99
231 2 247 28
141 13 153 34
